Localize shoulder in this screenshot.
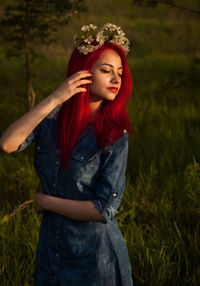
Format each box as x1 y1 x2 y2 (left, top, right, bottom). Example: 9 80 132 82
104 132 129 159
112 132 128 150
100 132 129 169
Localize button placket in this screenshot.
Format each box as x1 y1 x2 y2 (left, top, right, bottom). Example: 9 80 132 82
52 154 60 195
54 220 60 268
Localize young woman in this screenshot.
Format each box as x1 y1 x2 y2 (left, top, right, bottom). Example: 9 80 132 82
0 24 133 286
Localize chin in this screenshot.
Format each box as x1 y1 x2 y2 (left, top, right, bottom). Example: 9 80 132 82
90 92 117 102
106 97 116 101
102 92 118 101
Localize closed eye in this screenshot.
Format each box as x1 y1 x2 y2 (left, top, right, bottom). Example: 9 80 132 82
100 69 110 73
100 69 123 77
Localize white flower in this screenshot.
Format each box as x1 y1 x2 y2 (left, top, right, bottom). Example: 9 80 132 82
118 30 125 36
96 31 105 45
81 25 90 32
89 24 97 30
84 35 93 44
103 23 118 32
75 23 130 55
81 24 97 32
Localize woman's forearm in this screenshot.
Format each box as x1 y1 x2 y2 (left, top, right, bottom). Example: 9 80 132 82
0 94 59 153
34 193 102 222
0 70 92 153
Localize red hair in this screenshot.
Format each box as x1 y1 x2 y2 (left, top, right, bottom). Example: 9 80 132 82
57 42 132 168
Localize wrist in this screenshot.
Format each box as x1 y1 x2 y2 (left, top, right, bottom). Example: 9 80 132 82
48 92 63 107
39 193 50 212
43 194 55 212
49 88 70 106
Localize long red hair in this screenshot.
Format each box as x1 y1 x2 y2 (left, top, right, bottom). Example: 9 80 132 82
57 42 132 168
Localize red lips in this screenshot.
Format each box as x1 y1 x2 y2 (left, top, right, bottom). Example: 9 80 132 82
107 87 119 93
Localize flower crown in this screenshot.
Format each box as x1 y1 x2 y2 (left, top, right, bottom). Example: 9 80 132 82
73 23 130 55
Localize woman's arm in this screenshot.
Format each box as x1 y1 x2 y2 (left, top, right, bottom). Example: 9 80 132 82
0 70 92 153
34 193 102 222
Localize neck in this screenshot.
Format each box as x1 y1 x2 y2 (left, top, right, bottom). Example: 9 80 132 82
89 99 103 118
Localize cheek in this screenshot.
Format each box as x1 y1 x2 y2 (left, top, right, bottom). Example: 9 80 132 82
89 81 96 94
90 77 103 92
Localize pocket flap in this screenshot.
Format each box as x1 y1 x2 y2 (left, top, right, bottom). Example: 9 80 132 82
35 144 51 153
71 151 97 162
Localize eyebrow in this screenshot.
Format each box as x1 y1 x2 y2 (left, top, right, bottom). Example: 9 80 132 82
100 63 123 70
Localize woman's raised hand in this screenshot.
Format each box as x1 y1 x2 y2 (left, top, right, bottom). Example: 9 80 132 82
0 71 92 153
52 70 92 105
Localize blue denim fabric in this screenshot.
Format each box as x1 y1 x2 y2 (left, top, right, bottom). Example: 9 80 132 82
14 117 133 286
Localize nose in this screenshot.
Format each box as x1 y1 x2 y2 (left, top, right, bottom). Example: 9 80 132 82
110 71 120 84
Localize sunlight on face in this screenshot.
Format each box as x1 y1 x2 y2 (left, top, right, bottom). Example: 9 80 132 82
90 49 123 107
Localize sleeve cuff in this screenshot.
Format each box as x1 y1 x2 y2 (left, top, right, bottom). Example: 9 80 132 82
92 199 118 224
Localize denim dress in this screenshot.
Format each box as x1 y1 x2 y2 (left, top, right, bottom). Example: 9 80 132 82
16 108 133 286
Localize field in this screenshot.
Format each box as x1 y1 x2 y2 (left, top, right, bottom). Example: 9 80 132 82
0 0 200 285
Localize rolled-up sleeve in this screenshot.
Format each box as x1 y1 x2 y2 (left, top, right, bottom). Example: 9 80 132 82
15 126 40 152
6 123 41 153
92 134 129 223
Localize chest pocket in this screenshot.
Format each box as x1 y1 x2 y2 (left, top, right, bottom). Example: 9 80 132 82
34 142 53 170
69 149 100 185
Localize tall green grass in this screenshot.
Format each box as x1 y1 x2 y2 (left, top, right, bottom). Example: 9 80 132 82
1 54 200 285
0 207 40 286
1 0 200 284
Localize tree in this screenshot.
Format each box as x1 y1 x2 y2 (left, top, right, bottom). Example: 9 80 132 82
132 0 200 16
0 0 85 109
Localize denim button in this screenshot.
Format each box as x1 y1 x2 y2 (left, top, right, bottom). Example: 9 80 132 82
112 193 118 197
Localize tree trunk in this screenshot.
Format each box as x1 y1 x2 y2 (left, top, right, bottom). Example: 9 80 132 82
25 42 36 110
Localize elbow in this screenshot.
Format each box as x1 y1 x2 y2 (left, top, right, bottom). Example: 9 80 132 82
0 140 15 154
0 145 12 154
0 139 7 153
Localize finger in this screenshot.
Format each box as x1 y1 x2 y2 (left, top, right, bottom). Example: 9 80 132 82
74 79 93 87
76 70 92 76
75 87 87 93
70 71 92 82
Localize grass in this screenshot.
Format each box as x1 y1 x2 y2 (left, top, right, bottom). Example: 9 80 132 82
0 0 200 284
1 53 200 285
0 207 40 286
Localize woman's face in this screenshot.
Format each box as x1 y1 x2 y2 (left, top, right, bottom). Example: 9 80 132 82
89 49 123 103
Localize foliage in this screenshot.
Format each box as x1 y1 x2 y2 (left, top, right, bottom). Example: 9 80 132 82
0 0 86 108
0 0 85 59
132 0 200 16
